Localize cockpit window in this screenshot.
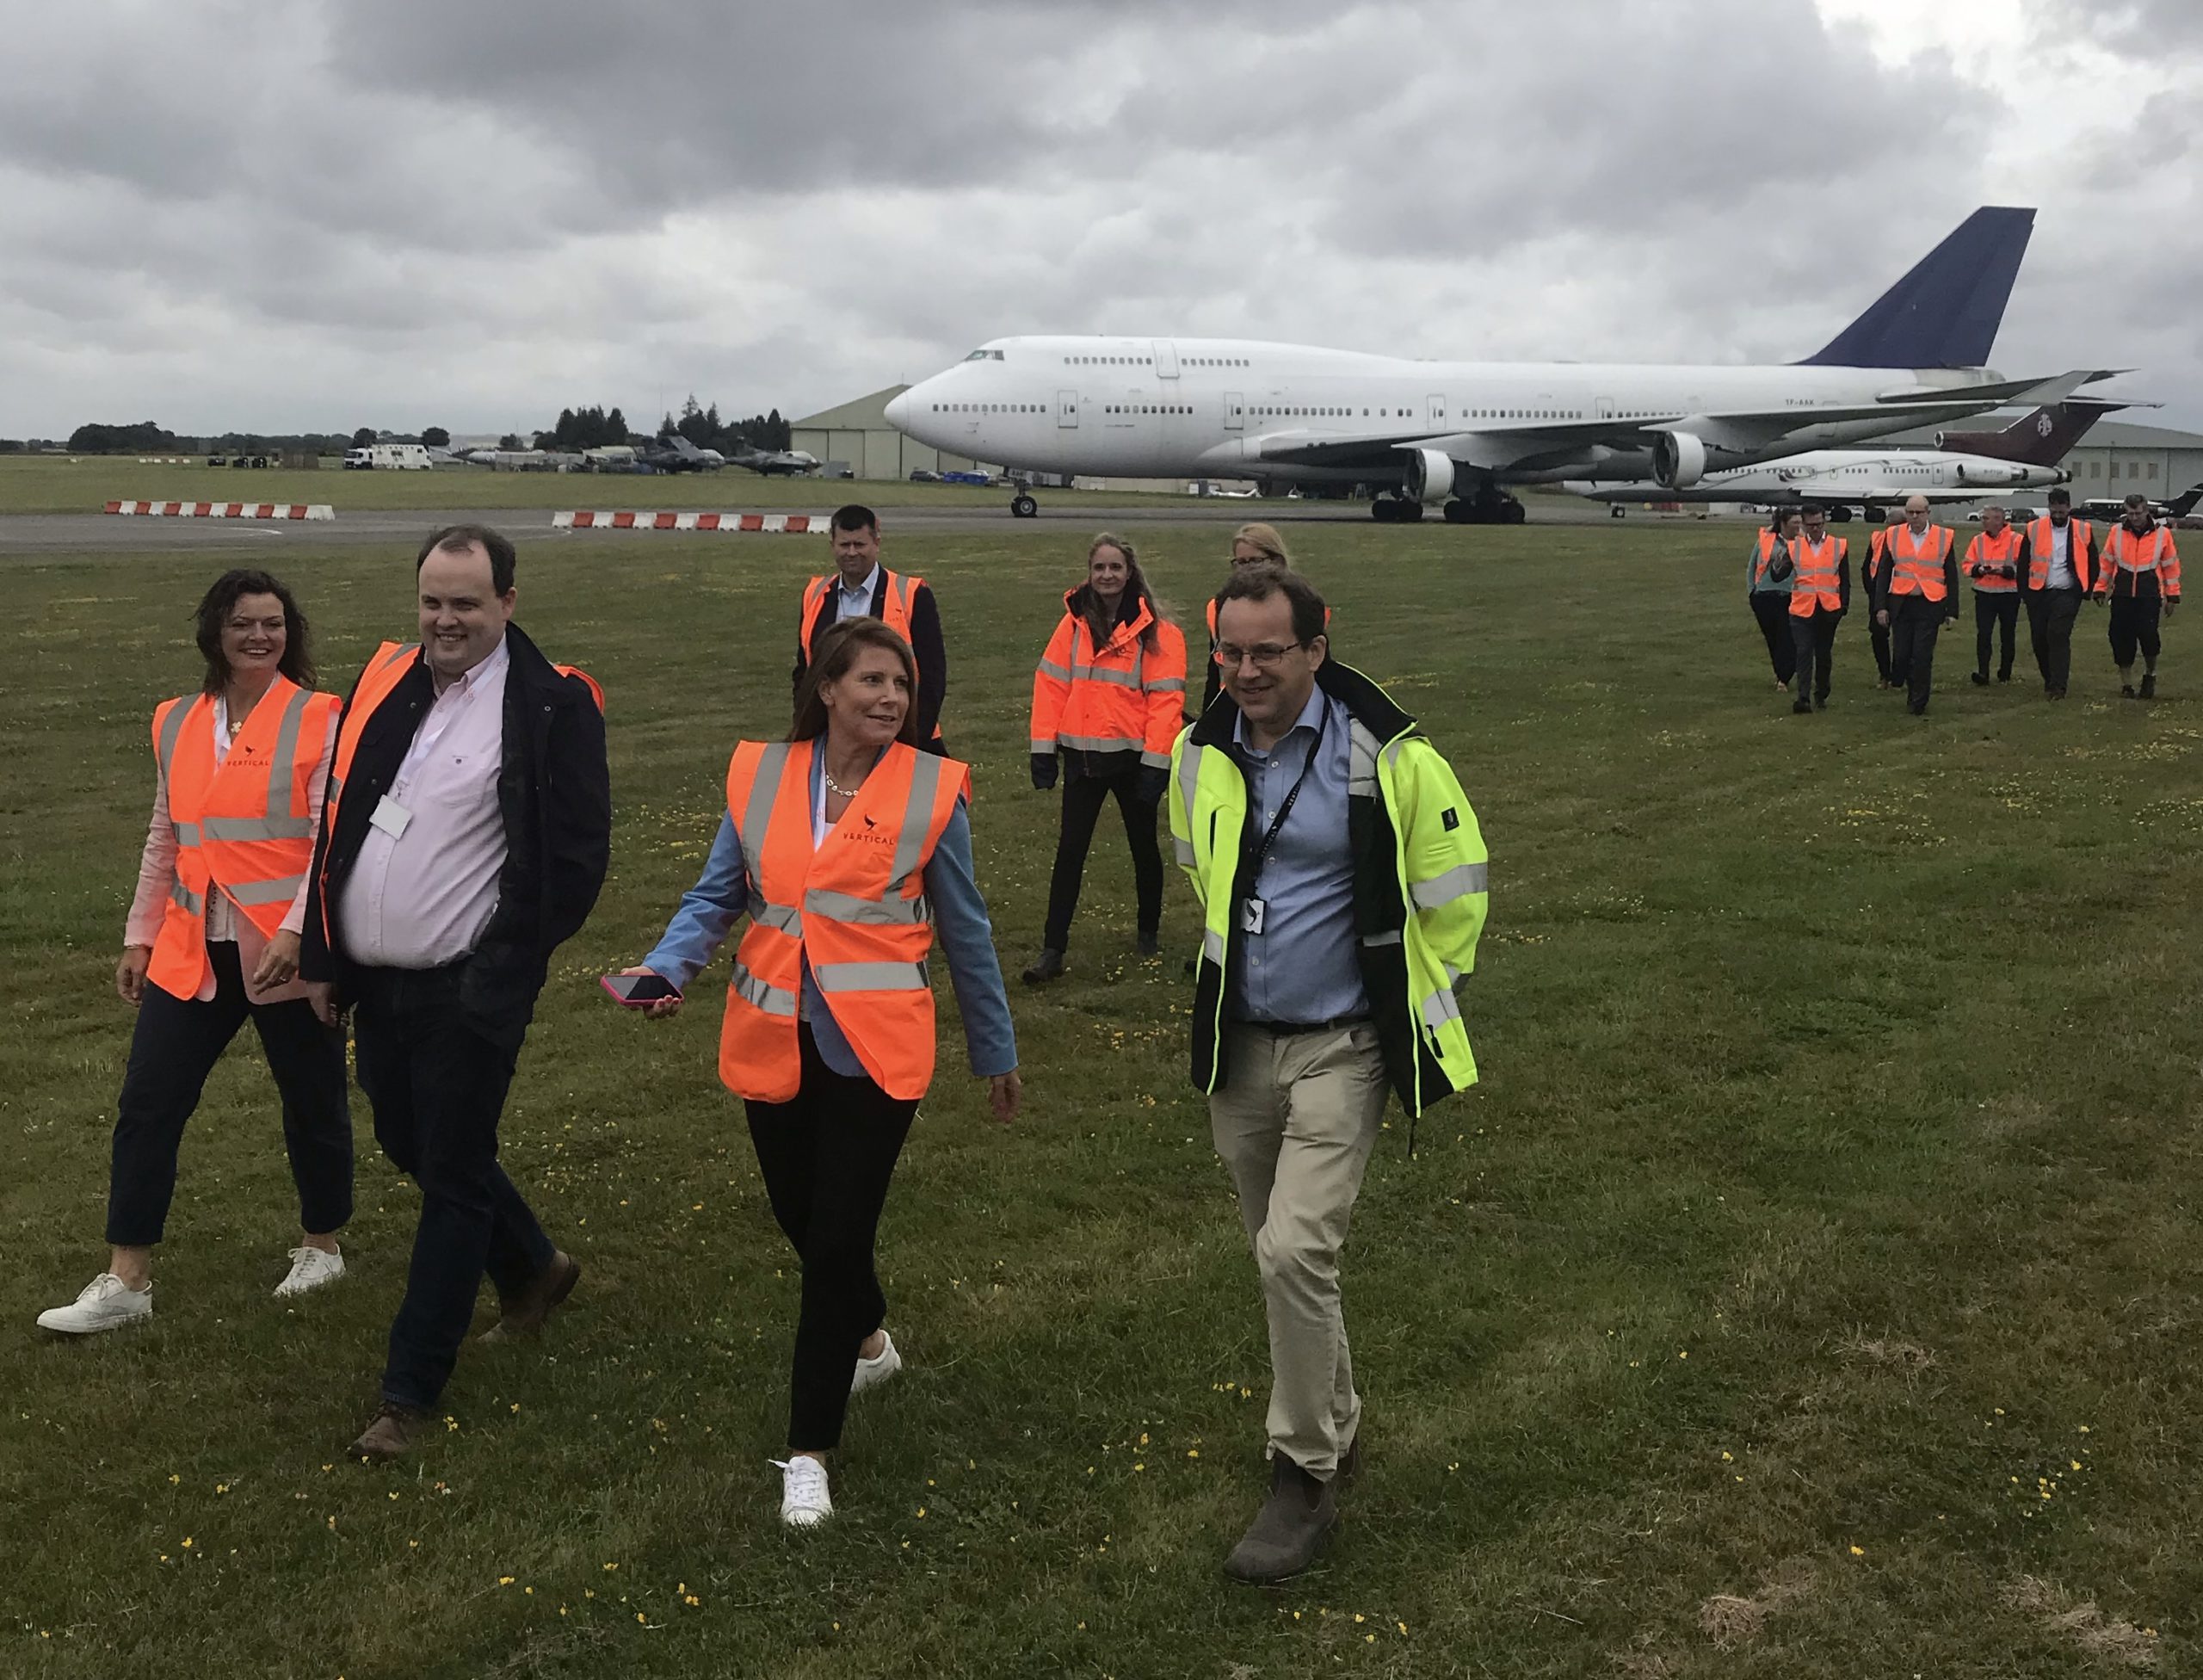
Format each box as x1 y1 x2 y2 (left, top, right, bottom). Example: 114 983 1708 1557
962 349 1005 361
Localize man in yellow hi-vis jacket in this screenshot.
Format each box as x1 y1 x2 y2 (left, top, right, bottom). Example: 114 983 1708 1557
1169 565 1486 1585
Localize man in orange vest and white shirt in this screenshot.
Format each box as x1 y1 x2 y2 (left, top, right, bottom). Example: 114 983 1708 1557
1964 503 2025 687
793 505 949 750
2019 488 2099 700
1873 496 1961 716
300 524 610 1461
2102 492 2181 699
1786 506 1850 713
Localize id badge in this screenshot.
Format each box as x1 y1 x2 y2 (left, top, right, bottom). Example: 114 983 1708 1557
368 794 413 839
1241 897 1267 936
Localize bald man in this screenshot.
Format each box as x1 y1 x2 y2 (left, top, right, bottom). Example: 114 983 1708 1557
1964 503 2024 686
1873 496 1960 716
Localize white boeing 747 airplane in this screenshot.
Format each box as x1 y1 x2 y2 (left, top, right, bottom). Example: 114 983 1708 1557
886 207 2111 524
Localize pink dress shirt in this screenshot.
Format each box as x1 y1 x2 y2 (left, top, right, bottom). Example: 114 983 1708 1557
125 695 338 1005
335 637 510 970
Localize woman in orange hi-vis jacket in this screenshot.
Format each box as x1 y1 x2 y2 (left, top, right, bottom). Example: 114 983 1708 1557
37 569 353 1338
1021 534 1188 984
624 616 1020 1529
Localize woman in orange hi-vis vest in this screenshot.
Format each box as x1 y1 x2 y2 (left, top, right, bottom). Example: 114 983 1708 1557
37 570 353 1338
622 617 1020 1529
1022 534 1188 984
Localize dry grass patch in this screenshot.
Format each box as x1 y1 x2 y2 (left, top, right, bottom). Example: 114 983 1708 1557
1697 1557 1816 1648
2003 1575 2161 1669
1835 1331 1937 1373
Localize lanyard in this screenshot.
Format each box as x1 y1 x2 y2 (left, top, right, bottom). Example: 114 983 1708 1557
1240 698 1330 889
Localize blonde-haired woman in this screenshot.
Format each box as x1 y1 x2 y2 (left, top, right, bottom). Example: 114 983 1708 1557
1023 534 1188 983
1200 523 1299 712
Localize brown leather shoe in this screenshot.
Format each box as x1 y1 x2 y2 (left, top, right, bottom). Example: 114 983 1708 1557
1224 1454 1337 1584
480 1251 581 1343
350 1401 432 1462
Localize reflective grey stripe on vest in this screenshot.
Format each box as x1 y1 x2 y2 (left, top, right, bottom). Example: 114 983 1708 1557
225 873 305 906
1029 737 1056 754
1140 748 1170 769
1409 862 1488 910
173 820 202 848
1058 732 1141 753
890 749 944 888
1348 722 1379 798
1202 927 1226 965
741 742 793 852
201 814 317 843
268 686 312 794
1037 658 1073 682
156 697 193 783
1173 837 1196 868
1177 742 1206 836
1070 664 1145 689
732 963 799 1016
751 899 803 935
1420 986 1463 1032
812 960 929 992
1361 929 1403 948
805 886 929 926
170 880 206 917
1146 676 1185 693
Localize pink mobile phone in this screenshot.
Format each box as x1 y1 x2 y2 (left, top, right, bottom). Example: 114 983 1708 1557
601 973 681 1007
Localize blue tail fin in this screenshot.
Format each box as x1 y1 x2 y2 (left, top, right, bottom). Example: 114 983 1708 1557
1798 206 2035 369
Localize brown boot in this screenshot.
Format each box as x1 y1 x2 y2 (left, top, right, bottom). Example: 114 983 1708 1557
480 1251 581 1343
349 1400 432 1462
1223 1454 1337 1584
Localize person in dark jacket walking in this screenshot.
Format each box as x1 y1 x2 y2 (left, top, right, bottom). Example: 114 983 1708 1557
300 523 610 1461
1746 510 1801 691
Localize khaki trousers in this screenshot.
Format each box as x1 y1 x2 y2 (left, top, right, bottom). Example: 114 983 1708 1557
1208 1020 1390 1481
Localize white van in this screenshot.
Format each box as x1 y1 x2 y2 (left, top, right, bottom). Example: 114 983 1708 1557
342 442 434 470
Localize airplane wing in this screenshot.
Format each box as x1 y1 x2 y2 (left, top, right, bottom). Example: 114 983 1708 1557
1247 369 2118 473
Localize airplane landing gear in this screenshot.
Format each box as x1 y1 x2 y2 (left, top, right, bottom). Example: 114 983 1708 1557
1372 497 1424 522
1608 504 1627 519
1435 489 1527 525
1010 492 1038 518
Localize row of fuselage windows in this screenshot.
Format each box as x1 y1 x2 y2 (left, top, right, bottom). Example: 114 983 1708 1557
1059 355 1251 367
927 398 1690 423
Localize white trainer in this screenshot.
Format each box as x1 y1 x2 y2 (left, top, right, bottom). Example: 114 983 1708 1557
850 1329 902 1396
274 1245 346 1299
774 1456 833 1528
36 1273 152 1335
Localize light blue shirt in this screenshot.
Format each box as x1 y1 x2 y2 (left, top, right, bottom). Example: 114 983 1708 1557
836 564 882 621
1229 686 1367 1025
639 750 1017 1080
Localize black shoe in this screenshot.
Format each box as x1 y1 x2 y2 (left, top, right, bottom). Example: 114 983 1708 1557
1135 931 1160 958
1021 948 1065 985
1909 702 1928 717
1970 671 1989 686
2122 683 2138 699
1997 670 2012 683
1792 700 1812 714
1223 1455 1337 1584
2048 689 2067 701
1814 696 1828 711
2140 673 2157 699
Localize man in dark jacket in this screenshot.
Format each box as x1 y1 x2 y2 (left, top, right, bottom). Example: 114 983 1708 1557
792 506 949 750
301 523 610 1461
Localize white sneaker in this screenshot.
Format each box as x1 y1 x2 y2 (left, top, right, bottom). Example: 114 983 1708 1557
274 1245 346 1299
850 1329 902 1396
36 1274 152 1335
774 1456 833 1528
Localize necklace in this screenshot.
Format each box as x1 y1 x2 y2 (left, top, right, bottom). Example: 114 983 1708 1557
822 764 866 799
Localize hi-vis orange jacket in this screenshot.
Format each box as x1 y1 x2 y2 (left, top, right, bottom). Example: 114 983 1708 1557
2101 524 2182 601
2024 516 2098 593
1881 524 1957 606
1964 526 2024 594
147 676 339 1000
1786 534 1848 617
719 739 969 1102
1030 590 1188 770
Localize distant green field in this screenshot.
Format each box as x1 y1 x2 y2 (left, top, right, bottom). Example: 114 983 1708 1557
2 522 2196 1678
0 455 1199 516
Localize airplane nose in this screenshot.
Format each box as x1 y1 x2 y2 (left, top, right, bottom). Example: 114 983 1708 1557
885 389 911 429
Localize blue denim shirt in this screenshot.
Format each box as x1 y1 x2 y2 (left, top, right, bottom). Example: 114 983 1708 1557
640 754 1017 1080
1229 687 1367 1024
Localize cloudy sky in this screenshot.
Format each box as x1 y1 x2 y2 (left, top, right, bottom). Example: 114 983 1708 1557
2 0 2197 440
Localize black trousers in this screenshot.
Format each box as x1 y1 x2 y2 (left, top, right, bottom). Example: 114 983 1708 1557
1973 592 2020 678
106 940 352 1246
1042 762 1163 950
1788 609 1840 702
352 962 555 1411
1890 597 1950 713
2026 588 2083 693
1750 594 1798 684
744 1023 918 1453
2109 590 2163 669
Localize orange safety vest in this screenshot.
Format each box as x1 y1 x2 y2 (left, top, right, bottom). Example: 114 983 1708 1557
2101 524 2182 599
1032 593 1188 769
1786 535 1846 616
1964 527 2023 593
800 570 924 666
319 640 603 949
719 738 969 1102
2025 516 2097 592
147 675 340 999
1751 528 1786 589
1886 524 1953 602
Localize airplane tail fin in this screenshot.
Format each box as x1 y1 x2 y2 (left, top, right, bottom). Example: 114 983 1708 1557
2167 480 2203 519
1797 206 2035 369
1938 398 2126 466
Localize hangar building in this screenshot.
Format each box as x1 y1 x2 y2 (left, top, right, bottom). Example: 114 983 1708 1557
789 386 987 481
2056 419 2203 503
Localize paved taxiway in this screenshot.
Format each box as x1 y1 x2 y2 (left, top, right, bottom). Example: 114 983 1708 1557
0 497 1719 557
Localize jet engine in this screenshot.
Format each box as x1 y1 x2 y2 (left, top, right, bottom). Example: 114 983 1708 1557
1651 431 1707 491
1955 461 2026 485
1405 448 1455 505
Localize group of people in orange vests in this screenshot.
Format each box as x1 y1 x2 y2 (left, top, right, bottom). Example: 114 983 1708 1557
37 508 1492 1587
1745 488 2180 715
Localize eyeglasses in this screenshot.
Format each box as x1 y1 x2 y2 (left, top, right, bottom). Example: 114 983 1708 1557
1213 640 1310 670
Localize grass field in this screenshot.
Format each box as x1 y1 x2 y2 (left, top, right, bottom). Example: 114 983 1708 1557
0 456 1189 516
3 518 2199 1678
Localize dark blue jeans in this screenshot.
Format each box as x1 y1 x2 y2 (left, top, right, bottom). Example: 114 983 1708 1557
351 962 555 1410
